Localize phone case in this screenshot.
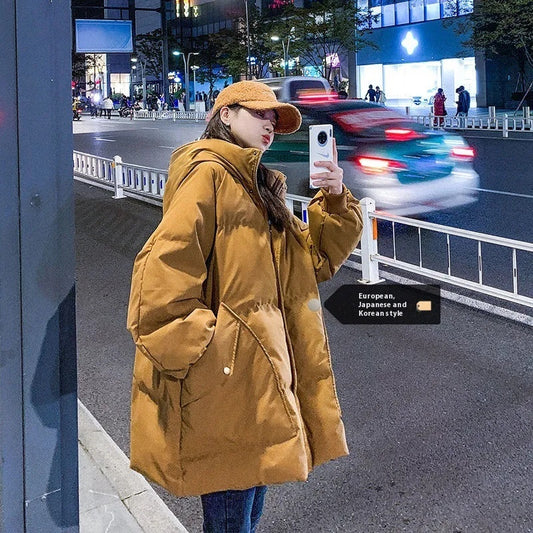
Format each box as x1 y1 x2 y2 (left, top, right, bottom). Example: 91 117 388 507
309 124 334 189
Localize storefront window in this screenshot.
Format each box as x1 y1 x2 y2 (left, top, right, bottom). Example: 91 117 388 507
410 0 424 22
458 0 473 15
110 73 130 98
382 2 395 26
395 1 409 24
383 60 440 100
356 0 471 27
371 5 382 27
425 0 440 20
442 0 456 18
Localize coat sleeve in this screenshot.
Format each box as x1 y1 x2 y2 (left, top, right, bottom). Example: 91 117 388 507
127 164 218 378
297 185 363 283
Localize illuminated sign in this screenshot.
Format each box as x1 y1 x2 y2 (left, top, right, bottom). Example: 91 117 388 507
401 31 418 55
326 53 340 68
75 20 133 53
175 0 199 18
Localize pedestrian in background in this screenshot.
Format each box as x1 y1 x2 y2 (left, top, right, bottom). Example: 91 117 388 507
375 86 386 105
127 80 363 533
102 96 113 119
365 84 376 102
455 85 470 125
433 88 447 127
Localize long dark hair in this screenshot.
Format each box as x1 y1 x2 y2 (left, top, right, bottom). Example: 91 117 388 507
201 106 293 232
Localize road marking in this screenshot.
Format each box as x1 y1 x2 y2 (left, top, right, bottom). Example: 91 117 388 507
463 134 533 142
140 127 158 130
94 137 116 142
472 187 533 200
343 260 533 327
159 146 176 149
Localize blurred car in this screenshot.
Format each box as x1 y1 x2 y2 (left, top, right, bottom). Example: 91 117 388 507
258 76 331 102
262 96 479 216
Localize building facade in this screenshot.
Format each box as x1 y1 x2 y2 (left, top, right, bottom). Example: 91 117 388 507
354 0 480 107
72 1 530 108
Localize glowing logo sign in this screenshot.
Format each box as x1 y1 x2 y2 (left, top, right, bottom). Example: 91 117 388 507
401 31 418 55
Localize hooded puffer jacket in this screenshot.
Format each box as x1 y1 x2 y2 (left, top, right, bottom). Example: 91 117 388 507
127 139 363 497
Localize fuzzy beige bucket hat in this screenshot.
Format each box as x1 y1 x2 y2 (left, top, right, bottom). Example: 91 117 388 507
211 80 302 134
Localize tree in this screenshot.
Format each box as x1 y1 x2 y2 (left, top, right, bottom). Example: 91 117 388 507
136 29 180 80
211 2 279 80
72 52 87 85
194 34 230 98
454 0 533 90
135 29 165 79
283 0 377 82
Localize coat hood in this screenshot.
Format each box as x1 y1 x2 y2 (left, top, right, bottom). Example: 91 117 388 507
164 139 286 213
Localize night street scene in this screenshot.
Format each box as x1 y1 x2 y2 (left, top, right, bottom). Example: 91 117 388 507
1 1 532 532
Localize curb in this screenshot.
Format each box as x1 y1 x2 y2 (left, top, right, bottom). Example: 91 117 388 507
78 400 188 533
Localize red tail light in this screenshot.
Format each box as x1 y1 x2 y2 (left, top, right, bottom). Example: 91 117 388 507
451 146 475 160
297 91 337 103
385 128 424 141
353 156 407 174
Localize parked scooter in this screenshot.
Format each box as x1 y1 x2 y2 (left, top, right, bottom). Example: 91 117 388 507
118 105 133 118
72 105 83 120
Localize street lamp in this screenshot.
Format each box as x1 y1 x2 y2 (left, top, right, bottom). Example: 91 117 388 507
244 0 251 80
173 50 199 111
271 35 290 77
191 65 199 109
130 56 147 108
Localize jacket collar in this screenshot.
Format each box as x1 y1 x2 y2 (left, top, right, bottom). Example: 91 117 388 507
170 139 262 190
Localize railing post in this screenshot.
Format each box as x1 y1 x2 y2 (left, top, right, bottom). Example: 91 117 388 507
358 197 383 284
113 155 125 199
503 114 509 138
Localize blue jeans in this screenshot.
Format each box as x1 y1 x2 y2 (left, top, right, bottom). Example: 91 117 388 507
201 486 267 533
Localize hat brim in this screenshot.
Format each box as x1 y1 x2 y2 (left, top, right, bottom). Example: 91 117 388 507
241 100 302 134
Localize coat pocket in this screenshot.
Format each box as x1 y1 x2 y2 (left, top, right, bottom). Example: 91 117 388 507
180 302 298 458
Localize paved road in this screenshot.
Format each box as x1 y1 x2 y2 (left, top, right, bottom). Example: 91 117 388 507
72 118 533 240
75 180 532 533
73 118 533 310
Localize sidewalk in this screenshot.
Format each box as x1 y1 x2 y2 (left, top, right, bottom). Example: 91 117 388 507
78 400 188 533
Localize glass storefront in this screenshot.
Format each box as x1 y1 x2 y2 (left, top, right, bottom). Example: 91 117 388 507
358 57 477 108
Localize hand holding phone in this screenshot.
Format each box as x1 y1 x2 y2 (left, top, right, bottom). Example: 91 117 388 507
309 124 334 188
309 124 343 194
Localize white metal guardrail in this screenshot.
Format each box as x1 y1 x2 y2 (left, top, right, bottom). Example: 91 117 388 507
73 150 533 308
356 198 533 308
133 109 208 122
409 113 533 137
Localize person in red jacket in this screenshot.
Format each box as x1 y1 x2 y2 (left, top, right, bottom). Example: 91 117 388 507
433 88 447 127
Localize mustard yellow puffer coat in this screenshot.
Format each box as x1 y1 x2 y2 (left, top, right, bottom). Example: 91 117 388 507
127 139 363 497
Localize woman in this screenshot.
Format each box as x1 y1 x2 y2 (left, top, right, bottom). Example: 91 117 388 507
433 88 447 126
127 80 363 532
375 86 386 105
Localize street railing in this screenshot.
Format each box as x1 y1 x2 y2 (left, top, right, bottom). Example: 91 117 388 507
409 113 533 137
73 150 533 309
356 198 533 308
133 109 208 122
126 107 532 137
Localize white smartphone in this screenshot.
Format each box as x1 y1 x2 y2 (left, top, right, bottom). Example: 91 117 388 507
309 124 334 189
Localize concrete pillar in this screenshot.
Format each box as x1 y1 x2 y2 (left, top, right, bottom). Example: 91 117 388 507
0 1 79 530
